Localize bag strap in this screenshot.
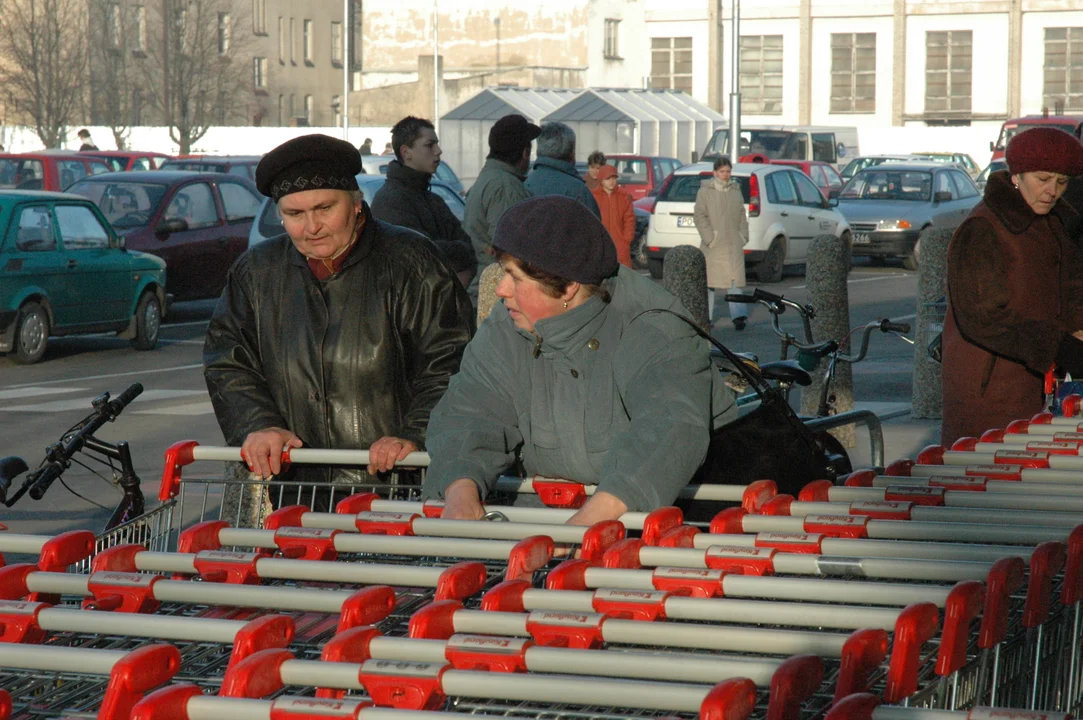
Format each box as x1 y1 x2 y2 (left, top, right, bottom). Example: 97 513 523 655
631 308 773 396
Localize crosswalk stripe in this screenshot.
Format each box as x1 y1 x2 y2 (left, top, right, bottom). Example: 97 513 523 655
132 401 216 416
0 386 87 401
0 389 206 413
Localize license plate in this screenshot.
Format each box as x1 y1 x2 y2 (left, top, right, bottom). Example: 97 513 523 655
853 233 870 244
676 215 696 228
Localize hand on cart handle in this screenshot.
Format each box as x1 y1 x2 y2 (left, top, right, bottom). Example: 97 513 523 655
368 436 419 475
442 478 486 521
241 427 303 479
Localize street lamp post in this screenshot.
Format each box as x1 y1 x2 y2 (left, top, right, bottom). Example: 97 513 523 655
342 0 349 138
494 16 501 74
728 0 741 161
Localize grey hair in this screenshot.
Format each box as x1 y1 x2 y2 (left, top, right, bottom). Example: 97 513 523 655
535 122 577 162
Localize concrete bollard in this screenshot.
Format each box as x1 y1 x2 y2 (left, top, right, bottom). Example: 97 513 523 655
476 262 505 326
911 227 953 419
800 234 854 446
662 245 709 330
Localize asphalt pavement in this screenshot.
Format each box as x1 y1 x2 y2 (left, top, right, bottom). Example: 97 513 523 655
0 260 931 537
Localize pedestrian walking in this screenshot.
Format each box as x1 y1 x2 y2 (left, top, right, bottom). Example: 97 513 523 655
76 129 98 151
585 150 606 191
382 142 394 155
203 133 474 510
591 165 635 267
359 138 373 155
693 156 750 331
524 122 599 217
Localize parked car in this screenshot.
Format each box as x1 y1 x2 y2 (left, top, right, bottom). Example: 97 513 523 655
839 154 924 181
0 190 167 363
975 159 1008 193
67 171 262 301
702 125 860 170
604 155 682 200
248 173 466 248
81 151 173 172
770 159 845 199
644 162 852 282
911 152 982 178
990 113 1083 161
157 156 262 181
833 163 981 270
0 153 111 192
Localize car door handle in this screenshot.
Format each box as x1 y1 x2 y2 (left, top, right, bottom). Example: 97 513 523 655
67 259 77 269
780 212 789 217
807 215 815 220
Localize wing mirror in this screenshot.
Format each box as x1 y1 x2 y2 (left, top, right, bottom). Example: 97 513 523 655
156 217 189 236
933 190 952 204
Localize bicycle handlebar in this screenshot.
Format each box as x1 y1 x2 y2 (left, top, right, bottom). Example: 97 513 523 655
836 319 912 365
880 320 912 335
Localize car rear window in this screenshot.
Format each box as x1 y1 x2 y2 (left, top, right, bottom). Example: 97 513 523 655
659 172 751 204
0 159 45 189
613 158 649 185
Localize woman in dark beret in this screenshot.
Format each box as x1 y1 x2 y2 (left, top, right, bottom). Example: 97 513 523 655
203 134 474 508
942 127 1083 444
421 195 736 524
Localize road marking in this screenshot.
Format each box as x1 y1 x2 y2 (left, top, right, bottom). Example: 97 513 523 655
132 400 215 416
0 386 87 401
1 389 205 413
792 274 912 290
1 363 204 390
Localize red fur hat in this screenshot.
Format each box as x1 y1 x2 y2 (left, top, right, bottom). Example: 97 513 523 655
1006 127 1083 176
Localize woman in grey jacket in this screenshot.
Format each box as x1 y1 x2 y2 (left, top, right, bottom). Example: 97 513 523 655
422 196 737 525
694 156 751 330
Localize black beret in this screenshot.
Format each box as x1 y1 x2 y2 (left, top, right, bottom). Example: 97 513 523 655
489 114 541 155
1006 127 1083 176
492 196 618 285
255 134 362 200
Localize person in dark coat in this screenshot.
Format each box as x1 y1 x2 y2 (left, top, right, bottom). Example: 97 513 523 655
359 138 373 155
941 127 1083 445
370 116 472 255
203 133 474 509
524 122 599 217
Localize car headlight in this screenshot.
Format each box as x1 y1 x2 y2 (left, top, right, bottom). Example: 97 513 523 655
877 219 912 230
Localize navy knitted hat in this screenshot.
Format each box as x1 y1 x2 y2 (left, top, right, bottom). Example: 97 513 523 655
492 196 619 285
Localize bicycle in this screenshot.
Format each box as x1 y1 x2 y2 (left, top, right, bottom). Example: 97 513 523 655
0 383 146 534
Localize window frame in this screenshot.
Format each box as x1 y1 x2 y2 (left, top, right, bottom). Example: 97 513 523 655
791 171 827 208
1043 27 1083 112
925 29 973 116
253 56 267 89
13 205 58 253
54 204 112 251
303 18 313 65
165 182 221 230
252 0 267 35
217 182 262 222
106 3 121 50
765 170 798 205
331 21 343 67
604 19 622 60
132 5 147 54
740 35 784 115
649 36 693 94
830 32 876 114
218 12 231 56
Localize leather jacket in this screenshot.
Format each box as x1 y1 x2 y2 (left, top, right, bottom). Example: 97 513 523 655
204 203 475 487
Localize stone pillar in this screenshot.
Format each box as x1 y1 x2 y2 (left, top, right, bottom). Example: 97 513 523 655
912 228 953 419
707 0 725 113
801 234 854 446
662 245 709 330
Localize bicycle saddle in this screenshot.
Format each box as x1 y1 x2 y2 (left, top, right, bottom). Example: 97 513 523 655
0 456 29 503
758 360 813 387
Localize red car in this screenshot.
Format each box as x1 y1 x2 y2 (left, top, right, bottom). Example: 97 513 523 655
67 170 263 301
605 154 683 200
0 152 111 191
770 159 845 199
81 151 173 172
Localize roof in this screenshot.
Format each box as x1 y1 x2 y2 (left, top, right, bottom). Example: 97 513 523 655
0 189 88 200
72 170 240 183
544 88 724 124
851 163 952 172
82 150 171 157
443 87 582 121
160 155 261 163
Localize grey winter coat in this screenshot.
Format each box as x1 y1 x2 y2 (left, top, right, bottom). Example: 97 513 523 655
422 266 737 512
463 157 531 272
693 180 749 288
524 157 601 218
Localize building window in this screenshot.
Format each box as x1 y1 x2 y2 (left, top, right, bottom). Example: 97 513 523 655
132 89 143 125
106 3 121 49
331 21 343 66
253 56 267 88
925 30 972 114
303 19 313 64
252 0 266 35
331 94 341 126
278 95 284 125
132 5 146 53
290 18 296 65
649 37 692 94
278 17 285 63
740 35 784 114
304 94 313 124
604 19 621 59
174 7 189 54
218 12 231 55
831 33 875 113
289 94 295 119
1044 27 1083 112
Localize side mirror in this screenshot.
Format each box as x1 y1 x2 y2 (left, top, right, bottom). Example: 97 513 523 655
156 217 188 236
829 196 840 207
828 188 840 200
989 141 995 152
933 190 952 204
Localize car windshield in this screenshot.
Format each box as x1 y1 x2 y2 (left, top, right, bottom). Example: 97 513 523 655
704 130 803 160
840 170 932 202
659 172 751 204
67 180 169 228
997 123 1079 150
258 174 383 238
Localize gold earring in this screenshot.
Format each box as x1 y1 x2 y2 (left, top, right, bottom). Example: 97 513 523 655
563 301 568 309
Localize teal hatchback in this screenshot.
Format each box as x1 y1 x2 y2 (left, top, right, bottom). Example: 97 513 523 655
0 190 167 364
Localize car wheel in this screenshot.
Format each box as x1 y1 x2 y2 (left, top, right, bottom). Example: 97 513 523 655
902 230 924 271
13 301 49 364
756 237 786 284
131 292 162 351
648 257 664 279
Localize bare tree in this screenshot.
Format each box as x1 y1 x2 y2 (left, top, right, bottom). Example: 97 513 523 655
0 0 89 148
141 0 253 154
86 0 142 149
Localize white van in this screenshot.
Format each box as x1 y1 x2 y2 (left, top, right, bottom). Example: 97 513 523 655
701 125 860 170
642 162 852 283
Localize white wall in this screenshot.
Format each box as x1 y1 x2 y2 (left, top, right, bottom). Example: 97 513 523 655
1020 9 1083 116
904 13 1009 118
645 0 710 104
809 16 896 128
586 0 650 89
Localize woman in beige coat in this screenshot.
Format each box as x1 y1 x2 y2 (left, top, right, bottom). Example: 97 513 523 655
694 156 750 330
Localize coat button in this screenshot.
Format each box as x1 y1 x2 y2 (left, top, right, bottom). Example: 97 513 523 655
570 369 579 378
312 391 321 402
587 338 600 350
